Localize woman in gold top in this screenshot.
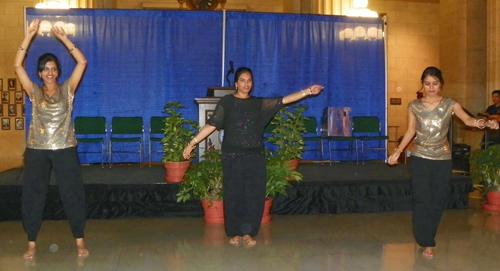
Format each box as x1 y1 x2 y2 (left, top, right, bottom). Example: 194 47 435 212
387 66 499 258
14 19 88 260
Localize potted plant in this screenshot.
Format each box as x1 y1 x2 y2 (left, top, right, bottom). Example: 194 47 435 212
262 153 303 223
161 101 200 183
177 143 224 223
469 144 500 211
266 105 308 174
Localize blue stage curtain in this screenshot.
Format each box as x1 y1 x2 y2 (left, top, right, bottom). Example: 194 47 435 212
225 13 385 160
25 9 385 164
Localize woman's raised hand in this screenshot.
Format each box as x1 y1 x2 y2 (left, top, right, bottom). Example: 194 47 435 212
27 19 40 38
52 25 68 40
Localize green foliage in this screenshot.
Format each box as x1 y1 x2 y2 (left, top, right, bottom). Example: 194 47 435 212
265 152 303 198
469 145 500 192
177 145 223 202
266 105 308 161
161 102 200 163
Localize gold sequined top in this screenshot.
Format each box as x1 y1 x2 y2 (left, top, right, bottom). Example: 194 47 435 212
27 81 77 150
409 97 456 160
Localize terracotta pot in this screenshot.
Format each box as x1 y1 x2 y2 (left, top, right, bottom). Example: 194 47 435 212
201 200 224 224
286 159 300 181
261 198 274 224
486 191 500 206
164 161 191 183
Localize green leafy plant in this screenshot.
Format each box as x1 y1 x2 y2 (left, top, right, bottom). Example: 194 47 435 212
266 105 308 161
176 144 223 202
470 145 500 193
265 152 303 198
161 102 200 163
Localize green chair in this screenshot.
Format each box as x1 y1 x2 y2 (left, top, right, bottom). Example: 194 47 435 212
324 135 357 164
74 117 107 168
302 117 324 161
149 116 164 166
109 117 144 167
352 116 389 164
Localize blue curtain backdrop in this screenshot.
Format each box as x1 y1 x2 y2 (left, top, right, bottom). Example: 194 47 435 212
25 9 385 164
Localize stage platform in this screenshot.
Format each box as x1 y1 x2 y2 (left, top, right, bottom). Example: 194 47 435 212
0 162 473 221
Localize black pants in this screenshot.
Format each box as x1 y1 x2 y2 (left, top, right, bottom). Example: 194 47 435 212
409 156 452 247
222 152 266 237
22 147 86 241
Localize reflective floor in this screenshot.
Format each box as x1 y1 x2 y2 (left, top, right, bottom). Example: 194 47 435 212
1 195 499 271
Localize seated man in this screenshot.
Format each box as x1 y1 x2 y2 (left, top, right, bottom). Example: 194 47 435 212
482 90 500 146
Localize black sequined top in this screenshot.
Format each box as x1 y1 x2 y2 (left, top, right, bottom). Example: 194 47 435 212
208 94 284 154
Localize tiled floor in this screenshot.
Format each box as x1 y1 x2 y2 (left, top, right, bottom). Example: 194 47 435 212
1 196 499 271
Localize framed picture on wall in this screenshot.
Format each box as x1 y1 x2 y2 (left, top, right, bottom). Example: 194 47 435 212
0 79 3 91
2 118 10 130
1 92 9 104
8 104 16 116
22 105 25 116
15 92 23 103
8 78 16 90
0 104 3 117
15 118 24 130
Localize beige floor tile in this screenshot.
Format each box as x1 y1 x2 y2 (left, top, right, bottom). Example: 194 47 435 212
1 197 500 271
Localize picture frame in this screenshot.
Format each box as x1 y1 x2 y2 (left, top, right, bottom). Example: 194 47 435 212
2 118 10 130
0 79 3 91
15 118 24 130
0 104 3 117
8 104 17 116
8 78 17 91
15 92 24 103
1 91 9 104
22 105 25 116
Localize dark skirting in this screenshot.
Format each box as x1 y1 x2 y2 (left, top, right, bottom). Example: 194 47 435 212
0 163 473 221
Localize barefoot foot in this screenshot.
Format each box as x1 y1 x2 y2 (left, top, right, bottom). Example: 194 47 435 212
23 242 36 260
229 236 242 246
422 247 434 258
242 235 256 248
76 238 89 258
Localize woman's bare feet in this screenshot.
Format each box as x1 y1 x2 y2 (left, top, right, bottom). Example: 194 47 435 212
422 247 434 258
23 241 36 260
76 238 89 257
229 236 242 246
242 235 256 248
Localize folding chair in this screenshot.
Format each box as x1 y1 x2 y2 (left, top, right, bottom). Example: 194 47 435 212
352 116 389 164
149 116 164 166
109 117 144 167
302 117 324 161
74 117 107 168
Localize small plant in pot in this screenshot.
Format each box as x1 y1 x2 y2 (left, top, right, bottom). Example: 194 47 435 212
161 101 200 183
266 105 308 175
177 143 223 224
469 144 500 211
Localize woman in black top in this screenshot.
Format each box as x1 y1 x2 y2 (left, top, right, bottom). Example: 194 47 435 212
183 67 323 246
